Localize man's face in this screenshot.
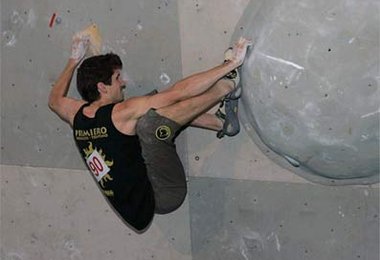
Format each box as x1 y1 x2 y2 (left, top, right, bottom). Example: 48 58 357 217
109 69 126 102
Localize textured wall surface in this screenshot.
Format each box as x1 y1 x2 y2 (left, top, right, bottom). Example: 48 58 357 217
236 0 379 184
189 177 379 260
180 0 379 259
1 0 189 259
1 0 379 259
1 165 191 260
1 0 182 169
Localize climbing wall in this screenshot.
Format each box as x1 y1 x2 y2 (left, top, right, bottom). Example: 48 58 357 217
1 0 182 169
181 0 379 259
1 0 379 259
235 0 379 185
1 0 191 259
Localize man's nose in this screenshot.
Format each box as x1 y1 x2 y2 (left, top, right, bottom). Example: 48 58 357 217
121 72 129 84
120 78 126 86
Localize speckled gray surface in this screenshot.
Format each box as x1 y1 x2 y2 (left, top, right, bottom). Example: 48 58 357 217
0 165 192 260
1 0 182 169
233 0 379 184
189 177 379 260
1 0 379 259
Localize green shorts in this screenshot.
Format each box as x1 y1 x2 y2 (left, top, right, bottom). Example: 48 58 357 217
136 109 187 214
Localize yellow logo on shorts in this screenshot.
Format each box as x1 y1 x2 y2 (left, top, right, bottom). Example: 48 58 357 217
155 125 171 140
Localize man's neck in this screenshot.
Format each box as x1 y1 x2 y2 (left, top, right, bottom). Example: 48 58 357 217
90 98 114 108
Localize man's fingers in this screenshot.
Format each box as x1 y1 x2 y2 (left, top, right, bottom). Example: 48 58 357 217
71 33 90 62
73 32 90 41
234 37 253 49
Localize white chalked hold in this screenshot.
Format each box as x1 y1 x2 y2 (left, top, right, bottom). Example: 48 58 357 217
160 73 171 85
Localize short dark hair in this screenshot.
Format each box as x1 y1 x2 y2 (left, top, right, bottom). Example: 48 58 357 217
76 53 122 102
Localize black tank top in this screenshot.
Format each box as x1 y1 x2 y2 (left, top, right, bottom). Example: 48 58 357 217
73 103 154 231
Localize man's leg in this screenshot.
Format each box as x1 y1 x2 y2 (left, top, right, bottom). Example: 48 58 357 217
190 112 223 131
156 79 234 126
136 80 235 214
136 38 252 214
189 98 240 138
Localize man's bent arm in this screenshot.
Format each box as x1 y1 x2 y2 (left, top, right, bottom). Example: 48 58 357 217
48 58 85 126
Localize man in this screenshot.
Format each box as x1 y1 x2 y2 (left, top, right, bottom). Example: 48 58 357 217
49 32 252 232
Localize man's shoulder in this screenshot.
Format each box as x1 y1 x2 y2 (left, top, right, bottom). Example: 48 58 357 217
50 97 87 126
112 96 148 116
111 99 142 135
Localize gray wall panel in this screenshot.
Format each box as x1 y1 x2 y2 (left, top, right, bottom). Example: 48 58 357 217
189 177 379 260
0 165 192 260
1 0 378 259
1 0 182 169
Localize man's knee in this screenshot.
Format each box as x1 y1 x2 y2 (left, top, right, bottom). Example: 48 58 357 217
154 186 187 214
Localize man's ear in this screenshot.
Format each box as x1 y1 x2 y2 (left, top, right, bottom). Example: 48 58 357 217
97 82 107 94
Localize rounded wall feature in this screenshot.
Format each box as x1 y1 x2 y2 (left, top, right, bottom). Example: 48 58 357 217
233 0 379 185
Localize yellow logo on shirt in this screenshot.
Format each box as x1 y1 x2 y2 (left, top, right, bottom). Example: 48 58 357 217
75 127 108 140
155 125 171 140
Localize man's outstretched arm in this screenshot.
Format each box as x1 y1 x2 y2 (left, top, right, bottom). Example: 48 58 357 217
48 35 88 126
118 37 253 121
